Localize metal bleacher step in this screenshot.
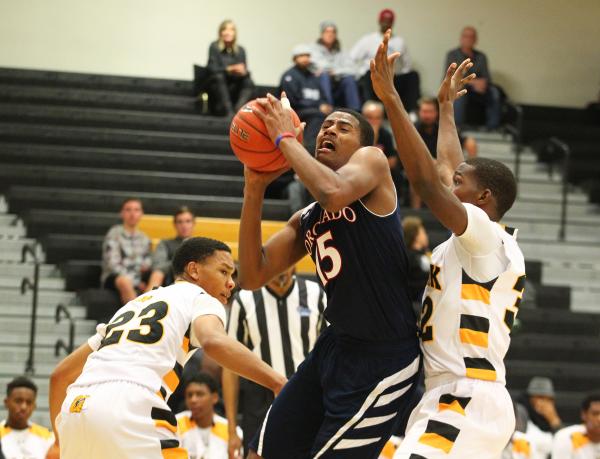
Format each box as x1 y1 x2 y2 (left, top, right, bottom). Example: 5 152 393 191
0 142 243 177
7 185 290 221
0 121 231 155
520 239 600 264
0 103 229 135
0 213 21 226
0 261 59 278
0 238 44 262
0 275 65 290
0 316 96 335
0 287 76 306
0 83 197 114
0 163 244 198
1 304 87 319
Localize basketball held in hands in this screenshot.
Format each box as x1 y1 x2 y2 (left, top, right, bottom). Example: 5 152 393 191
229 99 303 172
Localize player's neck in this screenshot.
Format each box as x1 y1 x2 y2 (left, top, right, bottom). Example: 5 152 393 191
5 417 28 430
123 223 137 234
193 412 214 429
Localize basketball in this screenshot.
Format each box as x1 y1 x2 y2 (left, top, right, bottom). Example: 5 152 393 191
229 99 303 172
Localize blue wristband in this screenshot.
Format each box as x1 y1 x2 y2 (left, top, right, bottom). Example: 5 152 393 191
275 132 295 148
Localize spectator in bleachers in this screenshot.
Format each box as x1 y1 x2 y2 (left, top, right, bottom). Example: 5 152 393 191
351 9 420 112
101 198 152 305
410 97 477 208
280 44 332 155
551 393 600 459
177 373 242 459
401 216 430 305
444 26 502 129
519 376 564 459
1 377 55 459
146 206 195 291
222 267 326 456
362 100 407 199
311 21 361 111
206 20 255 116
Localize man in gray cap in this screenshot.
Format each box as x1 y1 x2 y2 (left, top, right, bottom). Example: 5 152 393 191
280 44 333 213
519 376 564 459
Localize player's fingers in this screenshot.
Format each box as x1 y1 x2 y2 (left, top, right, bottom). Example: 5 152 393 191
295 121 306 137
387 51 401 66
455 58 472 77
445 63 457 81
251 103 268 121
456 88 468 99
461 73 477 85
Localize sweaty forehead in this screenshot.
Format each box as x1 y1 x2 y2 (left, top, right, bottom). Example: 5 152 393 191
324 112 359 128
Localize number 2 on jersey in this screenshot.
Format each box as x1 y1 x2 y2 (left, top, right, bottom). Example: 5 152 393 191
315 231 342 286
100 301 168 348
419 296 434 342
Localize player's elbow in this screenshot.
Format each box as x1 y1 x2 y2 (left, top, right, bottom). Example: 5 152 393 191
236 272 262 291
199 333 228 358
317 187 346 213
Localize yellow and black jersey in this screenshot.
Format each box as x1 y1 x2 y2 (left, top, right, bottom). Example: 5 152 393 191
0 420 54 459
419 203 525 385
74 281 226 400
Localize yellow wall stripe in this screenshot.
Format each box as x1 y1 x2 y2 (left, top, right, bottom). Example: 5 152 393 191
461 284 491 304
459 329 489 347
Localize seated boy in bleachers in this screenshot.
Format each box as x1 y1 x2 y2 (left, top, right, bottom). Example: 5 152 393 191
101 198 152 304
177 373 242 459
146 206 195 291
1 377 55 459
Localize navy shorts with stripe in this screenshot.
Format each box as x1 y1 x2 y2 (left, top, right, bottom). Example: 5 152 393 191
249 326 421 458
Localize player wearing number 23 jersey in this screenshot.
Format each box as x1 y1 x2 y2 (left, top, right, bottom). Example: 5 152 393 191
53 238 286 459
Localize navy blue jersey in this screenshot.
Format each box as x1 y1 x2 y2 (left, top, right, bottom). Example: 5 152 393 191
299 199 418 342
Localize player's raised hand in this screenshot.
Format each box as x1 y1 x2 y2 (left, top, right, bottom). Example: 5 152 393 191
437 59 476 105
243 164 290 189
253 93 297 144
369 29 401 103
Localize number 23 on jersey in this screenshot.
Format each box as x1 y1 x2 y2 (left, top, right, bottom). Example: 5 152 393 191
100 301 169 348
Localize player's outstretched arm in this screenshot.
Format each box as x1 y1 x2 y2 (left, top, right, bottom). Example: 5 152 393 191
252 94 390 213
238 167 307 290
437 59 476 186
48 342 94 444
371 30 468 235
194 314 287 395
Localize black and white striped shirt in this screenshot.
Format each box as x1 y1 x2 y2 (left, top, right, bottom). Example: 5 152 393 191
227 277 326 378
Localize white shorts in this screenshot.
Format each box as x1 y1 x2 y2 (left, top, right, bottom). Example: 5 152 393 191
393 377 514 459
57 380 187 459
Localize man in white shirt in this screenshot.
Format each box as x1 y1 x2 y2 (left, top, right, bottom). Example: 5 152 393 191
177 373 242 459
1 377 54 459
551 394 600 459
350 9 420 112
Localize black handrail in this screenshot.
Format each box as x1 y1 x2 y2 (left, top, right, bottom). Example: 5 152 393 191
504 103 524 184
54 304 75 356
21 243 40 376
548 137 571 241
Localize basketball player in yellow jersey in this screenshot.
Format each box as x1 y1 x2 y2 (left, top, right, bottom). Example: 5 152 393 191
49 237 286 459
371 32 525 459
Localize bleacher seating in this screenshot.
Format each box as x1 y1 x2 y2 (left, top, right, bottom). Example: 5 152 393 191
0 67 599 425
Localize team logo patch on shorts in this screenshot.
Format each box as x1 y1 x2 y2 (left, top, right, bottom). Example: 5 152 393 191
69 395 89 413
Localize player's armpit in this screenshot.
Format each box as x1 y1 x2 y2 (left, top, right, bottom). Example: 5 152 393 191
320 147 392 212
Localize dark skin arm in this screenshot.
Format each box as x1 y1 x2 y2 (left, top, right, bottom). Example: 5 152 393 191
252 93 394 214
370 30 469 235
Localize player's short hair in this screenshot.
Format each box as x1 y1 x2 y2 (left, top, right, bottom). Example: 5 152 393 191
120 197 143 211
581 393 600 412
6 376 37 397
171 237 231 276
173 206 195 222
402 216 424 247
184 372 219 394
334 108 374 147
465 157 517 219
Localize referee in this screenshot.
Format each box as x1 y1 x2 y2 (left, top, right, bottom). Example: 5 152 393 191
222 267 326 458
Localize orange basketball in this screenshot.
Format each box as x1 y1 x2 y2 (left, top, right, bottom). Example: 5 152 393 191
229 99 303 172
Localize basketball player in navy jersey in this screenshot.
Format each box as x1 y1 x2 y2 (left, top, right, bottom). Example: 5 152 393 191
237 93 421 457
